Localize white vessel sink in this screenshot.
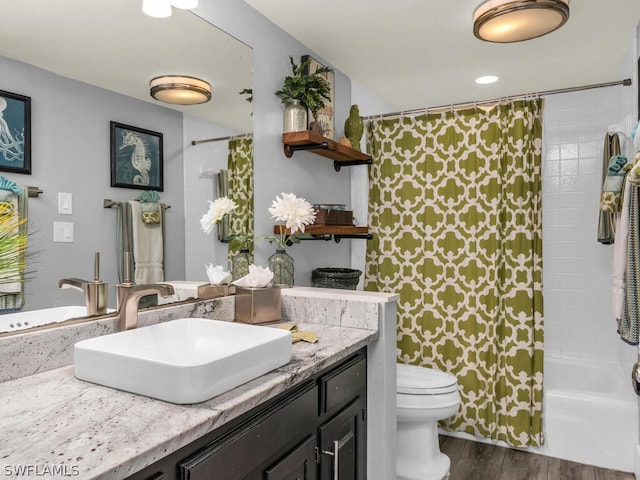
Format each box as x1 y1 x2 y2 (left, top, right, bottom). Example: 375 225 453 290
74 318 292 404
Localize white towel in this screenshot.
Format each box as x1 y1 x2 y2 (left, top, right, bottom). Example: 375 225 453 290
129 201 164 284
612 176 632 319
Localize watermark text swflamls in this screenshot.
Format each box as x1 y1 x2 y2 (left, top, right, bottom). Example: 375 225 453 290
3 464 80 477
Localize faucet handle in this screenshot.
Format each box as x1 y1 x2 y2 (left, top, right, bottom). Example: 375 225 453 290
94 251 100 282
122 251 133 286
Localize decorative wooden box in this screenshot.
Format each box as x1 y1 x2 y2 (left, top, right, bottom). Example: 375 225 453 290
314 209 354 226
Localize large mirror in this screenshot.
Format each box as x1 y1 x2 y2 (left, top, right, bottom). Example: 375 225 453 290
0 0 252 332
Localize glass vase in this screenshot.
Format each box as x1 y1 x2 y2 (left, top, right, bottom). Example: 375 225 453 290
283 99 307 133
268 248 294 288
232 248 253 281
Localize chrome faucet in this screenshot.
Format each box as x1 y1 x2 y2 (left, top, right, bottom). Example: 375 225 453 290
115 282 175 331
58 252 108 316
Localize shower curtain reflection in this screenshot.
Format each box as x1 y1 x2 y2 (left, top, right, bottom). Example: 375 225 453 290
365 99 544 448
227 136 254 262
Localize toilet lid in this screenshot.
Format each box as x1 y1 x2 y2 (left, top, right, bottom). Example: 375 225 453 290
397 363 458 394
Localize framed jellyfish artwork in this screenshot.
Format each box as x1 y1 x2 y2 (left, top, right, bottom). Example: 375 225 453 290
110 121 163 191
0 89 31 175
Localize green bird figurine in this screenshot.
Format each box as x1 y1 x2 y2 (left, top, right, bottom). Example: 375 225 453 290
344 104 364 152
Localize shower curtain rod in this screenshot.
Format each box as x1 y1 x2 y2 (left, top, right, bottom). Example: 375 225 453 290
191 132 252 146
362 78 632 121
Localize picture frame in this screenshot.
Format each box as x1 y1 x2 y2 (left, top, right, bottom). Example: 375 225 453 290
0 89 31 174
110 121 163 191
301 55 335 139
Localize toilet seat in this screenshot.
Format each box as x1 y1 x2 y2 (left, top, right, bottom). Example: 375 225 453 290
397 363 458 395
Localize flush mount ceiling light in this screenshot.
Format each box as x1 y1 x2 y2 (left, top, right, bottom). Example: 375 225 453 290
150 75 211 105
142 0 198 18
473 0 569 43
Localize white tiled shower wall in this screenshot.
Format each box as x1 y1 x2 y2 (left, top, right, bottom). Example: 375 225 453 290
542 85 636 364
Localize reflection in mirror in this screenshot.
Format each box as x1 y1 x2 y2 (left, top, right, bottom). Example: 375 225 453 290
184 133 254 281
0 0 252 333
227 135 254 244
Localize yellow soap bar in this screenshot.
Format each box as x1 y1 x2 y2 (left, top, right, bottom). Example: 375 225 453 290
292 331 318 344
278 323 298 332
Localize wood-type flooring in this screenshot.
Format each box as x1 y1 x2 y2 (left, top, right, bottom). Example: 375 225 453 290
440 435 635 480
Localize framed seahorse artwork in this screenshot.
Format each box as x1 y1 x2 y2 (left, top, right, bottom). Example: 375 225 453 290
110 121 163 191
0 89 31 175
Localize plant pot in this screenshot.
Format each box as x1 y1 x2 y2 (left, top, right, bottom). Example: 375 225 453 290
311 268 362 290
283 99 307 133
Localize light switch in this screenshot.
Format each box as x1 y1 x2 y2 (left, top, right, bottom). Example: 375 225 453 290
58 192 72 214
53 222 74 243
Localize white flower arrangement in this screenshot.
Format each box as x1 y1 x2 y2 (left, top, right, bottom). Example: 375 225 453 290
200 196 238 235
268 192 316 249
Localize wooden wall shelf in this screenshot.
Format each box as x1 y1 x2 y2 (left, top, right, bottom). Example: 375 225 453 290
282 131 372 171
274 224 372 243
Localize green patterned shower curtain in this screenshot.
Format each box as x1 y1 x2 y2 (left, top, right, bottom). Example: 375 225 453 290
365 99 544 447
228 136 254 258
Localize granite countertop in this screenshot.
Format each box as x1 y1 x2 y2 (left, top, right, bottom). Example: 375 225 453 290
0 322 377 480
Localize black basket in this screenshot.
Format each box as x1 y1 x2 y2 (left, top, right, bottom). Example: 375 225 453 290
311 268 362 290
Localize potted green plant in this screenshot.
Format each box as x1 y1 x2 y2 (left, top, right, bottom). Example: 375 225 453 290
275 56 332 134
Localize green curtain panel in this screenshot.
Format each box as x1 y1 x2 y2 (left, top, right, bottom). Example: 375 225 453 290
365 99 544 448
228 136 254 259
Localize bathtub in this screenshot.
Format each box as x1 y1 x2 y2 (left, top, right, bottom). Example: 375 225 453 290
529 356 638 472
0 306 91 333
441 355 638 472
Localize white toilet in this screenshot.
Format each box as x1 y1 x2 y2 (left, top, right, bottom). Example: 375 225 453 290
396 363 461 480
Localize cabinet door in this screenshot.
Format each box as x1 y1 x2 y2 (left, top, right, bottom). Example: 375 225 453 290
265 435 317 480
319 398 365 480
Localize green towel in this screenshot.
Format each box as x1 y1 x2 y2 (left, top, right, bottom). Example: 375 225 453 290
597 133 621 244
138 191 161 224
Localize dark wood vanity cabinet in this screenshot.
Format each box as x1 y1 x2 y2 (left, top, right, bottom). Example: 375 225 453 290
126 349 367 480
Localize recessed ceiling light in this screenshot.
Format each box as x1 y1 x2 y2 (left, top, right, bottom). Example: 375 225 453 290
475 75 499 85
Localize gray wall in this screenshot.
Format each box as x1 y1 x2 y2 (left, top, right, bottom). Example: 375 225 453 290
194 1 355 284
0 56 186 310
182 114 239 281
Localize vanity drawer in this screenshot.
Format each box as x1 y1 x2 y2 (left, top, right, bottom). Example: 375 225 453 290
320 354 366 414
179 384 317 480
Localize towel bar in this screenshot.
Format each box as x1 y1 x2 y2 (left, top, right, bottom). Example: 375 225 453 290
103 199 171 209
27 186 43 198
